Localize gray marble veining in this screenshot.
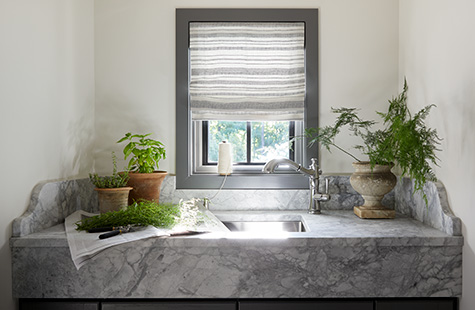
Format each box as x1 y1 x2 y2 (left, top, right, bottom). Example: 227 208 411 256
10 175 463 299
13 244 460 299
12 175 453 237
395 178 462 236
11 212 462 298
160 175 384 212
10 211 463 249
12 179 98 237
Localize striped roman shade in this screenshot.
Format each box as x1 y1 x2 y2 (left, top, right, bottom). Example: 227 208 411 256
189 22 305 121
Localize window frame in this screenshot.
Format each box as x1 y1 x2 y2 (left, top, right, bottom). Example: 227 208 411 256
176 9 318 189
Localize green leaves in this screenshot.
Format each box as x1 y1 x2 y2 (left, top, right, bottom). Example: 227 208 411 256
75 201 180 231
305 79 441 204
379 97 440 204
89 173 129 188
117 132 166 173
89 152 129 188
305 107 377 163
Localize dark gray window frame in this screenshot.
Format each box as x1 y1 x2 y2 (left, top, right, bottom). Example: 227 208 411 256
176 9 318 189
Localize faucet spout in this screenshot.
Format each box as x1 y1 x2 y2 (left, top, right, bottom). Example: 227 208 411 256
263 157 330 214
262 158 315 176
263 158 299 173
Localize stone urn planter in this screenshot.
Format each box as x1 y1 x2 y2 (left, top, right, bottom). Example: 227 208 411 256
126 171 168 204
350 161 397 219
95 187 133 213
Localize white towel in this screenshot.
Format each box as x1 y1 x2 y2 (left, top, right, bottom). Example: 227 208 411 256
65 210 171 269
64 201 229 269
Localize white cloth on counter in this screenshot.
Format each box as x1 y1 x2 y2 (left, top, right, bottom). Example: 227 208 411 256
65 210 172 270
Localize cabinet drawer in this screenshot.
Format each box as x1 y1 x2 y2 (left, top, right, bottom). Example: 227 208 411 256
376 299 456 310
102 301 236 310
20 300 99 310
239 300 373 310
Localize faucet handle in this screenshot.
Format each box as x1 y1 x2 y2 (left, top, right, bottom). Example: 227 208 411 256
324 178 329 194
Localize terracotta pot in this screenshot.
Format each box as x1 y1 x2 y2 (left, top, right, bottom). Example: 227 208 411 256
95 187 133 213
350 162 397 219
126 171 168 204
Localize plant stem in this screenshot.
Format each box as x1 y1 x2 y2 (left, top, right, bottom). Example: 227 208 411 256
330 143 361 162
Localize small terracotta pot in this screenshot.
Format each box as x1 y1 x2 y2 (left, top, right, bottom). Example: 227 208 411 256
126 171 168 204
95 187 133 213
350 162 397 219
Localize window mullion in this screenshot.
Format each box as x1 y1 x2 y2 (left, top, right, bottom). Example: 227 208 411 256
202 121 209 165
246 121 252 164
289 121 295 161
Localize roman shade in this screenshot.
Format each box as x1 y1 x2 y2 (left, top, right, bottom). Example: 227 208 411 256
189 22 305 121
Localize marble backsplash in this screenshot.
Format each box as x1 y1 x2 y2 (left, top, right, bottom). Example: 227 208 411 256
12 179 98 237
159 175 387 211
395 178 461 236
12 174 460 237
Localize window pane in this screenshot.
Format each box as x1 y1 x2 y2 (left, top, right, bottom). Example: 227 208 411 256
208 121 292 164
208 121 247 163
251 121 291 162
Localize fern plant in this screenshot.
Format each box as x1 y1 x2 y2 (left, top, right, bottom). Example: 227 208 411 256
305 79 441 203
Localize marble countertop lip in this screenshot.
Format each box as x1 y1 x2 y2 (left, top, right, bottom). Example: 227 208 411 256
10 234 464 248
10 210 464 248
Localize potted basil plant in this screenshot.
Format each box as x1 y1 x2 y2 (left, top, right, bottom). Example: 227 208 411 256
117 132 167 204
89 152 132 213
305 79 440 218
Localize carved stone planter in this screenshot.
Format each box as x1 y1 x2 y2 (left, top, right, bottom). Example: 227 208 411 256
350 161 397 219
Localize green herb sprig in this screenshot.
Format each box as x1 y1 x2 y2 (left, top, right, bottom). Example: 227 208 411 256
76 200 180 231
89 152 129 188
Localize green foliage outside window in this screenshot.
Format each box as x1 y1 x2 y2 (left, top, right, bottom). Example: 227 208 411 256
208 121 247 162
251 122 291 162
207 121 291 163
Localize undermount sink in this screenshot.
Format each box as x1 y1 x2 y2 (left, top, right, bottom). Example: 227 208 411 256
222 221 307 233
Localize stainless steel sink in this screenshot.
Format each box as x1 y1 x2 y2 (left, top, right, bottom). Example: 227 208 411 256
222 221 306 233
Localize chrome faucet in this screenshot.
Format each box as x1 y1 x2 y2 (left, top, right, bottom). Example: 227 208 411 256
263 158 330 214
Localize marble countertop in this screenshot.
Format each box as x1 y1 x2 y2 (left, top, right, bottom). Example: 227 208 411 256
10 210 463 249
11 210 463 298
10 177 463 298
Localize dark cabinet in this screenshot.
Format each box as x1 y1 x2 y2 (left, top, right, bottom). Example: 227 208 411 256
18 298 458 310
101 301 236 310
20 300 99 310
376 299 456 310
240 300 373 310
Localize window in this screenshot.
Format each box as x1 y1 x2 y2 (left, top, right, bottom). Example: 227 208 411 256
176 9 318 189
203 120 295 165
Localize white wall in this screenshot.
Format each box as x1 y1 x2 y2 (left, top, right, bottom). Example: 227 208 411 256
0 1 95 309
94 0 400 174
4 0 473 308
17 1 475 308
399 0 475 308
